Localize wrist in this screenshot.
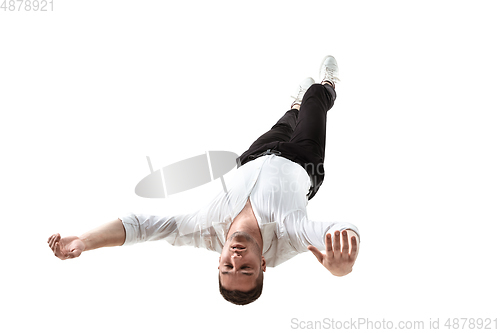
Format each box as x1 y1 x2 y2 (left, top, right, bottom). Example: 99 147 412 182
79 234 93 252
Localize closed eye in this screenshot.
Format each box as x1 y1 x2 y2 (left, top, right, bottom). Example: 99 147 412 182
222 264 252 273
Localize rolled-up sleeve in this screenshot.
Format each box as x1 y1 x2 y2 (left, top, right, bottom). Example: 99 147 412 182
119 213 179 245
325 222 360 243
284 210 361 252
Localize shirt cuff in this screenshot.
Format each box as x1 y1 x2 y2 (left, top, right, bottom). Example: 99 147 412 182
118 214 141 246
326 222 361 243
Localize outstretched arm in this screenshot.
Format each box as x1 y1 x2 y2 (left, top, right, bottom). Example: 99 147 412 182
47 218 125 260
307 229 359 276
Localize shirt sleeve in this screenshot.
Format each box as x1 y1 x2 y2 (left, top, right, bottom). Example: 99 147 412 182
119 213 181 245
118 211 224 251
283 210 361 253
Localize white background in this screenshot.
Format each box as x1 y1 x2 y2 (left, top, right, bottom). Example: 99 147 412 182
1 1 499 332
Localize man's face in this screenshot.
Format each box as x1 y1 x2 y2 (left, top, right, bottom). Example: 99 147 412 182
218 231 266 292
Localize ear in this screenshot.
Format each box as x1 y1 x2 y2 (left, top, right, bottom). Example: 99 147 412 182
261 256 267 272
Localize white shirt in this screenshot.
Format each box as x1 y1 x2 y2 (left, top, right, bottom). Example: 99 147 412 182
120 154 360 267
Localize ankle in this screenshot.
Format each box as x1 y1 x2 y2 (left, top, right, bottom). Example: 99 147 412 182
291 103 301 110
321 80 335 88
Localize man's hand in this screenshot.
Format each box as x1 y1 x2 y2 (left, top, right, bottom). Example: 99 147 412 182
307 230 359 276
47 233 85 260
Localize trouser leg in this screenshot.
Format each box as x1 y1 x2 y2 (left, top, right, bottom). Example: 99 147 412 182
236 109 299 166
236 83 336 200
277 83 336 200
281 83 336 161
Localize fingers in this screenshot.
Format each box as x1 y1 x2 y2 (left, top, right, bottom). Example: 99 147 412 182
307 245 324 264
325 233 333 253
48 234 67 260
47 234 54 248
333 231 341 254
341 230 349 256
48 234 61 253
56 241 64 258
48 233 60 246
349 236 359 260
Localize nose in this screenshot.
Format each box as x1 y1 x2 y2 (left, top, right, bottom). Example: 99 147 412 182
231 248 245 258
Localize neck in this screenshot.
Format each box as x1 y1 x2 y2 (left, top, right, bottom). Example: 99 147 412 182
227 200 263 251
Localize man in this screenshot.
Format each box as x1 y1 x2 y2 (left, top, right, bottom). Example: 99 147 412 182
47 55 361 305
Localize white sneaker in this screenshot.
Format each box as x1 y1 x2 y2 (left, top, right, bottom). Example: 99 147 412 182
291 77 315 107
319 55 340 85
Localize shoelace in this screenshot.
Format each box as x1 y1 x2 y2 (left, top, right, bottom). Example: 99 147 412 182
291 87 307 108
292 86 308 102
298 86 308 96
324 67 337 81
325 67 334 77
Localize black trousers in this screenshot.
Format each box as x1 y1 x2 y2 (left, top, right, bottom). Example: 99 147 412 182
236 83 336 201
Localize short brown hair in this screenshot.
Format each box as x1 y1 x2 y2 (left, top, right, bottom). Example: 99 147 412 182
218 269 264 305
